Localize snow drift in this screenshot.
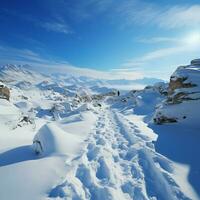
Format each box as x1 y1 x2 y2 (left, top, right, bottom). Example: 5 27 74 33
32 123 81 155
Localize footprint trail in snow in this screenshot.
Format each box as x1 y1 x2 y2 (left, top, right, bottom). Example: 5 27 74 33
48 107 191 200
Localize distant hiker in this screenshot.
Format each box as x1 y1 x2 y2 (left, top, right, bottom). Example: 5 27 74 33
117 91 120 96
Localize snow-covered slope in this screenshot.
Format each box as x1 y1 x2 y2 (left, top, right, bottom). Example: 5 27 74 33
0 64 48 84
0 62 199 200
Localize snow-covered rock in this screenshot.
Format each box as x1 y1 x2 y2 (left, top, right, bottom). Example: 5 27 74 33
134 85 165 115
37 81 71 96
76 103 93 112
190 58 200 66
154 59 200 125
51 102 72 120
110 82 166 116
32 123 80 155
0 83 10 100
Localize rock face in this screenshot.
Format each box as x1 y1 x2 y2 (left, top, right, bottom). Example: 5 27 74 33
0 84 10 101
154 59 200 125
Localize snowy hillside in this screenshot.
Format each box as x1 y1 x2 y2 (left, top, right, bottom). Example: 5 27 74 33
0 64 48 84
0 62 199 200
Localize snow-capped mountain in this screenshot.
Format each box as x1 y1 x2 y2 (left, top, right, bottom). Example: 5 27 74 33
0 64 48 84
0 64 163 96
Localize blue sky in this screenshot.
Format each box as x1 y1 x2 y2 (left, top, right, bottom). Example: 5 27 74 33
1 0 200 80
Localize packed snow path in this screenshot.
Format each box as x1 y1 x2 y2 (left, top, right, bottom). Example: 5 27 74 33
48 107 191 200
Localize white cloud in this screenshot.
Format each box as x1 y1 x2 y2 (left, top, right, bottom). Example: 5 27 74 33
0 45 143 80
124 30 200 68
122 45 186 68
121 36 200 80
136 46 185 62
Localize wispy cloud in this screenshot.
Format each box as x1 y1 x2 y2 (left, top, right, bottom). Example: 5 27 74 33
135 46 185 62
1 8 73 35
113 0 159 27
137 37 179 44
120 31 200 79
3 1 200 31
158 5 200 29
40 21 72 35
113 1 200 30
4 1 200 33
124 44 200 68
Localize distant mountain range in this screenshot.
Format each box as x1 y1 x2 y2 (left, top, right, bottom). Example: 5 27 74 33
0 64 164 92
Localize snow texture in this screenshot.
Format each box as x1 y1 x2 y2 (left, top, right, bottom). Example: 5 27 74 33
0 62 199 200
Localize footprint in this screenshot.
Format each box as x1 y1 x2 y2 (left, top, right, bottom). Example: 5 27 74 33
76 164 92 188
96 137 106 145
76 164 113 200
121 182 147 200
87 144 100 161
124 147 137 161
131 164 142 179
96 157 110 181
112 143 118 149
48 183 66 198
113 155 119 163
121 181 134 198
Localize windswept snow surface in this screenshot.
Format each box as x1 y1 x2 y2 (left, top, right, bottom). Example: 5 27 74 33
1 104 198 200
0 65 199 200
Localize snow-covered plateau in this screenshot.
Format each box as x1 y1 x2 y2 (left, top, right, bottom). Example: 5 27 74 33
0 60 200 200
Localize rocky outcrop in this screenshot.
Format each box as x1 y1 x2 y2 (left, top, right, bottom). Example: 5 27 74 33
191 58 200 66
153 112 177 125
167 61 200 104
17 116 34 128
168 76 196 96
0 84 10 101
153 59 200 124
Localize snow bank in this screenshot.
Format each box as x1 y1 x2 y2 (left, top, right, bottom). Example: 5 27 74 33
76 103 93 112
32 123 81 155
110 82 166 116
0 99 21 129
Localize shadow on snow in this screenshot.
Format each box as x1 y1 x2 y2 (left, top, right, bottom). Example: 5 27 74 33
0 145 41 167
149 123 200 198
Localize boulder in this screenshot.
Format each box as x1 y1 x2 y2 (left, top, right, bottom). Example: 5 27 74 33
0 84 10 100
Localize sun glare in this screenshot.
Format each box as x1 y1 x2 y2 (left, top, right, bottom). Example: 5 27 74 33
184 32 200 46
